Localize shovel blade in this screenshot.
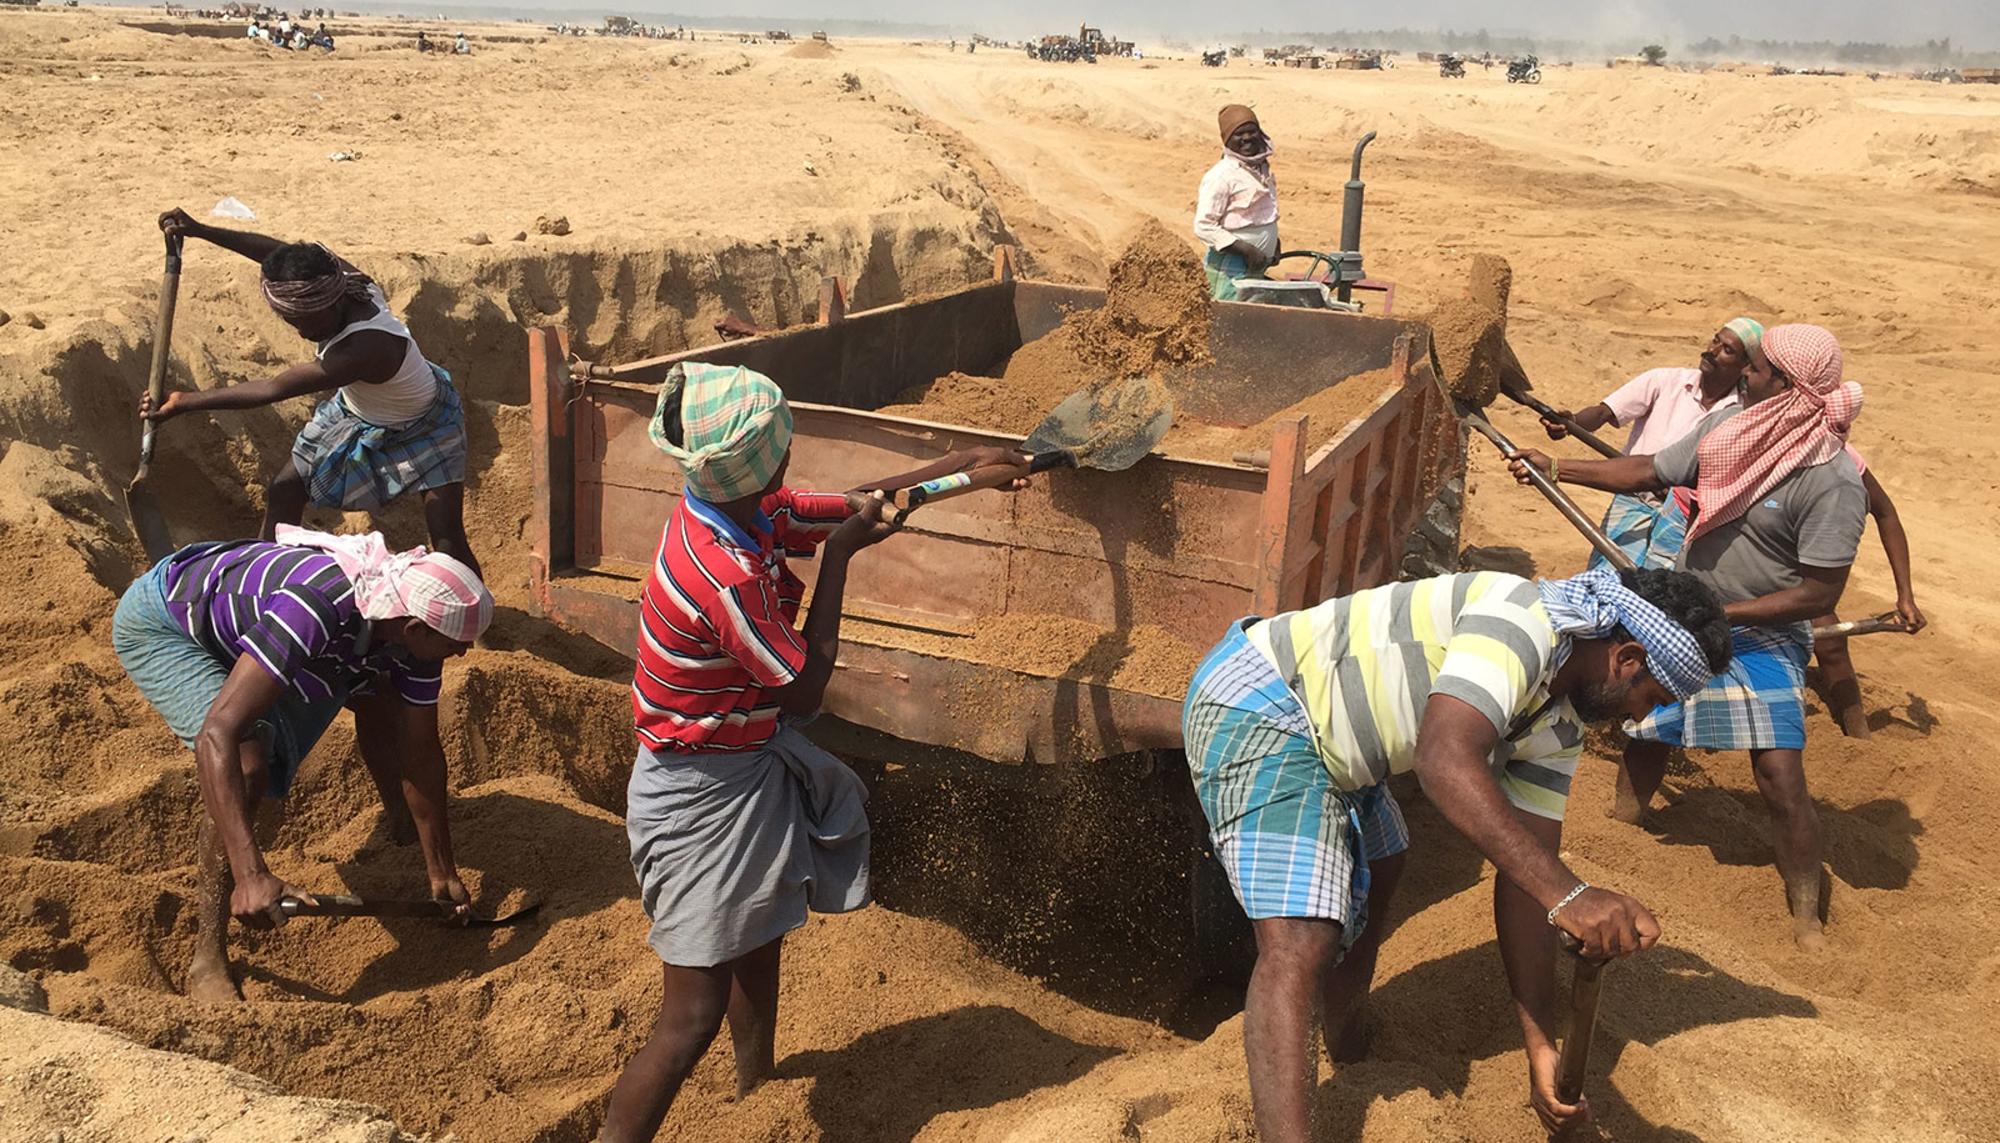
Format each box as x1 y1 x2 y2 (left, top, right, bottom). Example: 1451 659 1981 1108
124 479 175 564
1023 377 1174 472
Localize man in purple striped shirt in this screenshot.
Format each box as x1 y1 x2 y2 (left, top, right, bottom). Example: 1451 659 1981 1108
112 529 492 1003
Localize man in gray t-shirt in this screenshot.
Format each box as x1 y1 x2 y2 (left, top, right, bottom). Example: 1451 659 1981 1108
1649 406 1867 603
1508 324 1867 951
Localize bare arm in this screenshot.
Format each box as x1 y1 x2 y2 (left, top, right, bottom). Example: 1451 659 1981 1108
1862 471 1923 630
769 496 898 717
856 446 1032 495
161 209 288 264
141 331 403 421
1412 695 1660 958
1723 562 1849 627
1507 449 1665 495
1542 401 1617 440
195 657 285 888
1569 402 1617 432
195 657 317 926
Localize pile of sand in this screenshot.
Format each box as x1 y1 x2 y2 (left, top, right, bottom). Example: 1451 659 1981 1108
785 39 835 59
880 218 1213 435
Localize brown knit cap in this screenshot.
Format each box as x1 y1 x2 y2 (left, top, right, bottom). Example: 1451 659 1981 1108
1218 104 1259 142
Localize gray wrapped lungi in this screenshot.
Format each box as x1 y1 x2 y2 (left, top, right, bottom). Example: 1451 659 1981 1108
626 725 871 967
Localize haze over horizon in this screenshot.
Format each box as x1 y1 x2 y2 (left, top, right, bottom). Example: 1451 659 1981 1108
397 0 1999 50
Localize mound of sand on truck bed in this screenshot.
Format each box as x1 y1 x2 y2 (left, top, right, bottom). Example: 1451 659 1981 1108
881 220 1401 463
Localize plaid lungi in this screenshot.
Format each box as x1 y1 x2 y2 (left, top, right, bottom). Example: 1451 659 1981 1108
291 364 467 511
1183 620 1409 956
1204 247 1249 302
1627 622 1811 751
1588 491 1690 572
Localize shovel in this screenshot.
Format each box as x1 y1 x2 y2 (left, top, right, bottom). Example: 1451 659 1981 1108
1811 611 1915 640
1554 936 1611 1139
126 231 185 563
279 892 542 928
1458 399 1638 573
1499 377 1624 461
894 376 1174 515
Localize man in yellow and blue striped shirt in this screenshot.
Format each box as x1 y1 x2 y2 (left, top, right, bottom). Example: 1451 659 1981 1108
1184 566 1730 1142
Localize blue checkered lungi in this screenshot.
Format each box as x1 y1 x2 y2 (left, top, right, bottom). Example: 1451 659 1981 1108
1183 620 1409 956
1627 622 1812 751
291 364 468 511
1588 491 1690 573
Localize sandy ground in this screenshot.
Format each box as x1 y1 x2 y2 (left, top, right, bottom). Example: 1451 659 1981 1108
3 7 2000 1140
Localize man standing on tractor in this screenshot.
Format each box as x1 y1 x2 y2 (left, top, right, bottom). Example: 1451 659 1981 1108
1193 104 1280 301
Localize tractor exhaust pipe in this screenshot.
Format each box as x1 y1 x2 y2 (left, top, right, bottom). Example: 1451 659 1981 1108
1336 131 1377 304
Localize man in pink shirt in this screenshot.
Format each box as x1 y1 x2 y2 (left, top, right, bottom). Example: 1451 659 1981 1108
1193 104 1279 301
1542 318 1761 568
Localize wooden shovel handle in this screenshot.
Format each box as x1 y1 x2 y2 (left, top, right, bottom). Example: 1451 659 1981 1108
1500 383 1624 460
136 232 185 480
1462 406 1637 571
1811 612 1912 640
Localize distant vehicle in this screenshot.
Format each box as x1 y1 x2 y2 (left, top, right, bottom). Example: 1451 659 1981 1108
1439 53 1465 78
1201 49 1227 68
1507 54 1542 84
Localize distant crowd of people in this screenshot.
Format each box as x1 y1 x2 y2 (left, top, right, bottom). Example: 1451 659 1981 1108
414 30 470 55
246 13 333 52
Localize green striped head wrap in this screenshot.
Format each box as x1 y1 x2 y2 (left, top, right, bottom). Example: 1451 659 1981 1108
648 362 794 502
1723 317 1763 356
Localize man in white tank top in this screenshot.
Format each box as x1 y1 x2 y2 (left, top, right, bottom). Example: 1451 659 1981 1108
140 209 479 579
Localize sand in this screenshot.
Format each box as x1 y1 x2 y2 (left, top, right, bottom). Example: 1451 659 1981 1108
4 8 2000 1142
1427 253 1515 406
879 217 1212 436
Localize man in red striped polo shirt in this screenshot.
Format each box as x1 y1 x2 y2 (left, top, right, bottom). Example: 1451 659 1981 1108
602 362 1027 1143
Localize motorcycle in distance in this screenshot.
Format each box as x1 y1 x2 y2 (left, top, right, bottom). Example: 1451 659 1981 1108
1507 53 1542 83
1439 52 1466 78
1202 49 1228 67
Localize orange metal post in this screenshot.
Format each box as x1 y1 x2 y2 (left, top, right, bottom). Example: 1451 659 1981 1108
818 276 847 325
1251 415 1308 616
527 326 575 602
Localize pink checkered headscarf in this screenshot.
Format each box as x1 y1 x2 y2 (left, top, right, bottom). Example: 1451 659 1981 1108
275 525 492 642
1688 323 1863 543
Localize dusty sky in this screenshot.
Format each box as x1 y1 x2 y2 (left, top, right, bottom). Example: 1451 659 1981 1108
559 1 1998 49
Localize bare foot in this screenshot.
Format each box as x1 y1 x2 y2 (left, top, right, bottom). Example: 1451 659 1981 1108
733 1062 772 1101
186 956 241 1003
1608 780 1645 825
1330 1012 1373 1065
1792 917 1829 954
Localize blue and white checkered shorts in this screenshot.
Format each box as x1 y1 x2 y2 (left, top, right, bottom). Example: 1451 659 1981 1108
1183 621 1410 950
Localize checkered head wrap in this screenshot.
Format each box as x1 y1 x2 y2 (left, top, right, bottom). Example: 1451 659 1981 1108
1722 317 1763 356
274 525 493 643
1688 323 1862 543
648 362 793 503
259 244 375 317
1538 567 1716 700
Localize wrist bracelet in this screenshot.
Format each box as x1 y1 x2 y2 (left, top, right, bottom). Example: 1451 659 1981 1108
1549 456 1561 484
1547 881 1590 926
